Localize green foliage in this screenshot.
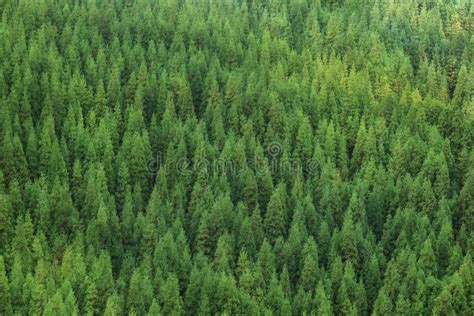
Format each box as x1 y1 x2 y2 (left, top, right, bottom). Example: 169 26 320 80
0 0 472 314
0 256 12 315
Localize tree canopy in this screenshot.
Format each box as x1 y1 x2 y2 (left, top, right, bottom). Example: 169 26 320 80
0 0 472 314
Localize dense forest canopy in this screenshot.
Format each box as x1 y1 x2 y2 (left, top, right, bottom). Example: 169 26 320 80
0 0 473 314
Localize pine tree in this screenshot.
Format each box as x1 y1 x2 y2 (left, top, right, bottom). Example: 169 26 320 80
295 114 313 163
197 293 211 316
300 253 318 292
418 239 438 276
0 256 12 315
173 72 195 120
185 267 202 315
339 210 359 266
238 216 257 259
43 291 67 316
265 276 289 316
251 206 265 249
160 273 183 315
257 240 276 287
127 268 153 314
104 293 123 316
91 251 115 312
0 194 13 254
364 253 382 311
299 237 320 292
435 222 452 273
432 286 456 316
264 183 286 244
314 281 332 315
147 299 161 316
9 255 24 311
85 278 99 316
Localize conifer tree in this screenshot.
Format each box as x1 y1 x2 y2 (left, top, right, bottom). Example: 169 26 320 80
264 183 287 244
0 256 12 315
160 273 183 316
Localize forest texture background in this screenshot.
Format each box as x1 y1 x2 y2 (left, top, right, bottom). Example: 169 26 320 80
0 0 473 315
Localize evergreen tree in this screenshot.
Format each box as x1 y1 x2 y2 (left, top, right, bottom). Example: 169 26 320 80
264 183 287 244
0 256 12 315
314 281 332 316
160 273 183 316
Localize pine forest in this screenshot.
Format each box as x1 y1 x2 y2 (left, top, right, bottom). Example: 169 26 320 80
0 0 473 315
